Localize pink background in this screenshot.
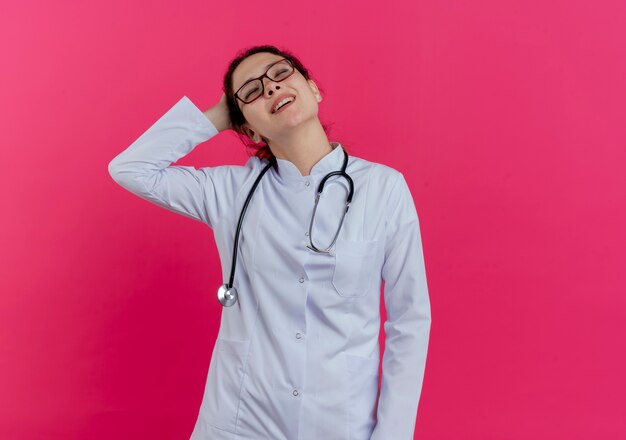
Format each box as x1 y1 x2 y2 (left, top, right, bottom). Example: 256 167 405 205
2 0 625 438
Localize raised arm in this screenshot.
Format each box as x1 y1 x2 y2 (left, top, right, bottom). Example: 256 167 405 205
371 172 432 440
108 94 233 229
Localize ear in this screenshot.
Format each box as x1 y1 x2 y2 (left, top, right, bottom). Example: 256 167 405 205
308 79 322 102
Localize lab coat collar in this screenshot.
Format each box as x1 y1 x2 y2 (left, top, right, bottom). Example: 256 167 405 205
274 142 345 182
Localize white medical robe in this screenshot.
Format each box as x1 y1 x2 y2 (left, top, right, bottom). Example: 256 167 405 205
108 96 432 440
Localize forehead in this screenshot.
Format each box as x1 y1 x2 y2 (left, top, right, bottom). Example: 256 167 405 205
233 53 286 90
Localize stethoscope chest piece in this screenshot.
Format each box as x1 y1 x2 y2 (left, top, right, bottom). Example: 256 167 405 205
217 283 238 307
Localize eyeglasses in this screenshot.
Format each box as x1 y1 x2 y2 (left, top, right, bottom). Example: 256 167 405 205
235 58 295 104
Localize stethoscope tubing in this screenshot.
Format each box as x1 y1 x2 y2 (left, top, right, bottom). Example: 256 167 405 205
218 148 352 307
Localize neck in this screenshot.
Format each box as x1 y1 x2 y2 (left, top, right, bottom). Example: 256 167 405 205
267 119 332 177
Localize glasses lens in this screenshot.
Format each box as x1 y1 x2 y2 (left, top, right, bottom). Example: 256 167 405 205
268 60 294 81
239 80 262 103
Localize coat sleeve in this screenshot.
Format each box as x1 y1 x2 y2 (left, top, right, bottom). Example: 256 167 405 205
107 95 228 229
370 172 432 440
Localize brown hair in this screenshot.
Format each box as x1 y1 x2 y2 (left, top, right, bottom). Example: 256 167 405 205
222 44 342 162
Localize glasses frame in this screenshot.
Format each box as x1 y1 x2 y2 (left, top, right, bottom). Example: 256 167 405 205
235 58 296 105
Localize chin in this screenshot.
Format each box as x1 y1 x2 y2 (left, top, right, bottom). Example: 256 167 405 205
286 107 319 125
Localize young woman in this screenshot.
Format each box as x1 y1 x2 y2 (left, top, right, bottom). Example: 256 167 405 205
108 45 431 440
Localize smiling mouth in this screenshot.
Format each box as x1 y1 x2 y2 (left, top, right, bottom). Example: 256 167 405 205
272 97 296 114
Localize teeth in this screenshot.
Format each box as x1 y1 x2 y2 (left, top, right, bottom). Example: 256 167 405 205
273 97 294 113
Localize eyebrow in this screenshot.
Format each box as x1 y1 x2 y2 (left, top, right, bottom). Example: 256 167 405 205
242 62 276 85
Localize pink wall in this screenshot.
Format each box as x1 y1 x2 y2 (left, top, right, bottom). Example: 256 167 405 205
1 0 625 438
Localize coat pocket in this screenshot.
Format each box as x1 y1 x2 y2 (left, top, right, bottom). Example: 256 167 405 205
202 338 250 433
331 238 380 298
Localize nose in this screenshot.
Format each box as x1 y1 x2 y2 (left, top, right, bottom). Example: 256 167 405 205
263 77 281 98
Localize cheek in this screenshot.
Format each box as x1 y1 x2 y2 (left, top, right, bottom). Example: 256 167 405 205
242 107 274 133
243 103 268 122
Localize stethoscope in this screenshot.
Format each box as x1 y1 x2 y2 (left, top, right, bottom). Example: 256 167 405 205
217 148 354 307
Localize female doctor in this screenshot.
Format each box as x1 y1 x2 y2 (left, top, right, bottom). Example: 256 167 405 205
108 45 431 440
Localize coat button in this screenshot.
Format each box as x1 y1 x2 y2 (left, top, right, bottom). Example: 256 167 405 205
296 333 302 339
299 277 305 283
304 180 310 186
305 231 309 236
293 389 299 396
